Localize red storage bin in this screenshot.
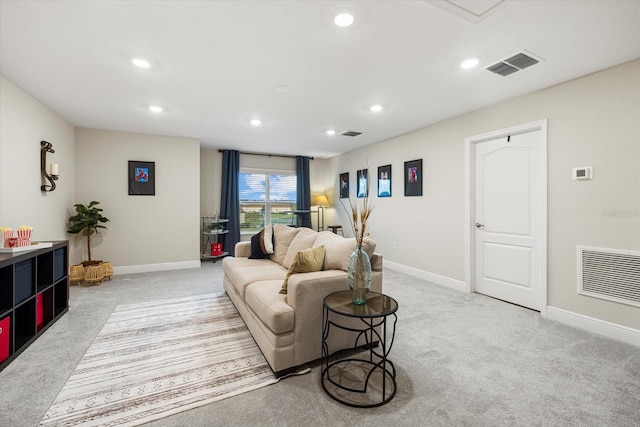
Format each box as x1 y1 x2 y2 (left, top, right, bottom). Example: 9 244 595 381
211 243 223 256
0 316 10 363
36 294 44 328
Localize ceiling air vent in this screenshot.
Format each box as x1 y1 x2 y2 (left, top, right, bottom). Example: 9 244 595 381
486 62 519 76
487 50 543 77
341 131 362 137
504 52 539 70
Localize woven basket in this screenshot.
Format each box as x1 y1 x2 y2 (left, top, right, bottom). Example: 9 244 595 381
101 262 113 280
69 265 85 286
84 265 104 285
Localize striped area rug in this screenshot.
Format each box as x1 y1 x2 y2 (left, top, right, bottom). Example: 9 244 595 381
39 293 277 426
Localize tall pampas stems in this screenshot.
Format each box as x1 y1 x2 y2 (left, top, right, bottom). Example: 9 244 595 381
341 171 374 246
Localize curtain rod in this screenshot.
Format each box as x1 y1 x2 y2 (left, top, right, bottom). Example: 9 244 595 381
218 149 314 160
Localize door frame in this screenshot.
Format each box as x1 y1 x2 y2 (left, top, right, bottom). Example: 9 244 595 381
464 119 548 316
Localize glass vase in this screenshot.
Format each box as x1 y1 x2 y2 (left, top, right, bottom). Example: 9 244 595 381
348 245 372 305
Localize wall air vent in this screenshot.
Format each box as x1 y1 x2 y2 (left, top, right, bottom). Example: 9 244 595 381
487 50 543 77
578 246 640 308
341 131 362 137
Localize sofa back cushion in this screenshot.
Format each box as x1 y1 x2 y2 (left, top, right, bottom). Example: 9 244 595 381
282 227 318 268
314 232 376 271
271 224 301 266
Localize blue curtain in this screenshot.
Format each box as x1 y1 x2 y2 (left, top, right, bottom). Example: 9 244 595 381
220 150 240 256
296 156 312 228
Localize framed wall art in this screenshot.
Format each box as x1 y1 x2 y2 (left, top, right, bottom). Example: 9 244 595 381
377 164 392 197
357 169 368 198
128 160 155 196
339 172 349 199
404 159 422 197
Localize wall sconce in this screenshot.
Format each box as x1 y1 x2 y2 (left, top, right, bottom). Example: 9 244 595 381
40 140 59 192
311 194 330 232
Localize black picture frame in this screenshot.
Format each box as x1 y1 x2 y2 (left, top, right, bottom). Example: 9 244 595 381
128 161 155 196
377 164 392 197
404 159 422 197
357 169 368 198
339 172 349 199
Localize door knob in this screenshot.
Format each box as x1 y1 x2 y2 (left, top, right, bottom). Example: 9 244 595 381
475 223 484 229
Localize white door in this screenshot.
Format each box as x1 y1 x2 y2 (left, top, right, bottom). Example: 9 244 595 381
474 130 543 310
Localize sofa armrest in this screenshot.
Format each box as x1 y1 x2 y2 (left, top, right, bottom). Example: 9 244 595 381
371 252 383 271
234 241 252 258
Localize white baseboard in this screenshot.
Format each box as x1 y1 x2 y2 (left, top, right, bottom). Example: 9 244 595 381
384 260 467 292
546 306 640 348
113 260 201 276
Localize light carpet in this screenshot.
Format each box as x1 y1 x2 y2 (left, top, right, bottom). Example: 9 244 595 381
39 293 277 426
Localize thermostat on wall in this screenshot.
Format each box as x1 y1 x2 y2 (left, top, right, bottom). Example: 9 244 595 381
572 166 593 180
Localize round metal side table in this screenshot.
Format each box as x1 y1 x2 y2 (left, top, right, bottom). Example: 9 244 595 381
321 290 398 407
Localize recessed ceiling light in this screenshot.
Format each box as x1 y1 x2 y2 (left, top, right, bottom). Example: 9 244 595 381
369 104 383 113
250 119 262 126
326 129 336 136
334 13 354 27
460 58 479 69
149 105 163 113
132 58 151 68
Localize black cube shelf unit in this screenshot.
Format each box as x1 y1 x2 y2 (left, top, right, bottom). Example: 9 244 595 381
0 241 69 372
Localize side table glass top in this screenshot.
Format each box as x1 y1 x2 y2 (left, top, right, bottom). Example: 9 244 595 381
324 290 398 318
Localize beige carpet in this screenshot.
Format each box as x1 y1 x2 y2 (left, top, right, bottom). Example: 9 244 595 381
39 293 277 426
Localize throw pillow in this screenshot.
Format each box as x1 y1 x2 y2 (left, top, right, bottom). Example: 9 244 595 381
271 224 301 266
279 245 326 294
263 224 274 254
248 229 269 259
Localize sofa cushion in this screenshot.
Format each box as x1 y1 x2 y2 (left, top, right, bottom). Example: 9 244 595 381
280 245 326 294
222 256 287 298
271 224 301 266
282 227 318 268
245 280 295 335
315 234 376 271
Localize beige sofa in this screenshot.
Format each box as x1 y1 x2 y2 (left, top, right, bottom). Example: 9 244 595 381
222 224 382 376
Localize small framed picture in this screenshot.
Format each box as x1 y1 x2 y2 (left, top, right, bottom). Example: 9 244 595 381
404 159 422 197
128 161 155 196
377 164 392 197
357 169 368 198
339 172 349 199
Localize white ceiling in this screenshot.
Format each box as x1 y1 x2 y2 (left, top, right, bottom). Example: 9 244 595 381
1 1 640 159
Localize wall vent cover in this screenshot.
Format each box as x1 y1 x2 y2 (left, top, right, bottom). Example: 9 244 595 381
341 131 362 137
487 50 543 77
578 246 640 308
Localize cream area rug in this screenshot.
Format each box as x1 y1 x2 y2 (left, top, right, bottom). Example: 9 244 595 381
39 293 278 426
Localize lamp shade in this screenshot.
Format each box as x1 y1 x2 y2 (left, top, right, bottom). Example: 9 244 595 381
312 194 330 207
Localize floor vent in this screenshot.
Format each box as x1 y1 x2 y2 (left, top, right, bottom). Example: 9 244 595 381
341 131 362 137
487 50 542 77
578 246 640 308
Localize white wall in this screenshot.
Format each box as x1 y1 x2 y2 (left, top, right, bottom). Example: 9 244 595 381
75 128 200 270
200 148 223 218
0 75 75 242
326 59 640 331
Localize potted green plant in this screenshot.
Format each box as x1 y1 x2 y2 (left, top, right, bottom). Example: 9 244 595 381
67 201 110 266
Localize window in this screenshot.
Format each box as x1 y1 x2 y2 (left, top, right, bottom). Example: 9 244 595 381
239 170 297 232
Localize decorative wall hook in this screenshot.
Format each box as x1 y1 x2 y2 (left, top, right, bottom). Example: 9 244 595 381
41 140 59 192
